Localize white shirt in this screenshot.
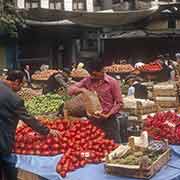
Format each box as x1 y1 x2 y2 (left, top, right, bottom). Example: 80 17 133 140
24 69 31 82
128 81 138 97
135 62 144 68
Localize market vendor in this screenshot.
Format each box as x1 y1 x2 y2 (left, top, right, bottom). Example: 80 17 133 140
23 65 32 88
70 62 90 79
0 70 60 180
43 68 71 94
68 58 123 143
126 75 148 99
157 58 172 82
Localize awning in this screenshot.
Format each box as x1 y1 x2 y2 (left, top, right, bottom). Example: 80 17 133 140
101 30 180 39
101 30 147 39
25 19 75 26
19 5 159 27
63 6 159 27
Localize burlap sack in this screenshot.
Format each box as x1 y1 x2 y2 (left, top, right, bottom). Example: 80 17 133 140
64 90 102 117
83 90 102 115
64 93 86 117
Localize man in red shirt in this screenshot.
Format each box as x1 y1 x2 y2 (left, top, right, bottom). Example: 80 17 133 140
68 58 123 143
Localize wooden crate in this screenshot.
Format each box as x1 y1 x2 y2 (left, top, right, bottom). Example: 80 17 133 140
156 101 178 108
153 82 177 97
105 148 170 179
17 169 41 180
153 89 177 97
175 81 180 95
124 101 159 116
155 96 179 108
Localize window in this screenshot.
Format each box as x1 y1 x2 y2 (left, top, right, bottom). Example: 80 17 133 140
73 0 86 11
49 0 64 10
112 0 121 4
168 15 176 28
25 0 40 9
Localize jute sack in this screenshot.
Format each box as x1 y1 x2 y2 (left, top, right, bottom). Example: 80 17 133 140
83 90 102 115
64 93 86 117
64 90 102 117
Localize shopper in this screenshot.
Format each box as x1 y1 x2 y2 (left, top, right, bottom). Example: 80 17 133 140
23 65 32 88
0 70 60 180
68 58 124 143
157 57 172 82
164 53 176 80
43 68 70 94
126 75 148 99
134 60 144 69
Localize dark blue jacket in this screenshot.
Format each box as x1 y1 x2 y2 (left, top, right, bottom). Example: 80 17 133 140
0 81 49 155
133 83 148 99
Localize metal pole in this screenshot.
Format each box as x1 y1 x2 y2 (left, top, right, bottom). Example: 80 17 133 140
0 0 4 15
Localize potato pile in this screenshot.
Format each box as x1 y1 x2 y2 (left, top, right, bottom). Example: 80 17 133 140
104 64 134 73
17 88 42 101
32 70 58 81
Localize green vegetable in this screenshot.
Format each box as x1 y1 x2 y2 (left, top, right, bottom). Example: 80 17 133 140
25 93 65 116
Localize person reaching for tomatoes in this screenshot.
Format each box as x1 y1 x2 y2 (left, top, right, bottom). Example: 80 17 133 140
68 57 125 144
0 70 60 180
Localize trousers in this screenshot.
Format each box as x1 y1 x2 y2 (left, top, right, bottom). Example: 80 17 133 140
0 155 17 180
91 112 128 143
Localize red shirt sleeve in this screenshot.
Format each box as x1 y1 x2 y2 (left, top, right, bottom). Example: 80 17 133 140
68 78 89 96
109 79 123 115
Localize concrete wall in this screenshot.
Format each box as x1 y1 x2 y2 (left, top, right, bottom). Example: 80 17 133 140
102 0 112 10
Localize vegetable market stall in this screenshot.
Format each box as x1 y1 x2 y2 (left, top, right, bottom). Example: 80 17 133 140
104 64 135 79
137 62 162 81
31 69 58 89
10 113 180 180
8 145 180 180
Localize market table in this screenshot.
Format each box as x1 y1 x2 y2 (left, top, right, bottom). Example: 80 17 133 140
8 145 180 180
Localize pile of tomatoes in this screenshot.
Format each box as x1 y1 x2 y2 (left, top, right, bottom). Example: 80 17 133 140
144 111 180 144
14 119 119 177
138 62 162 72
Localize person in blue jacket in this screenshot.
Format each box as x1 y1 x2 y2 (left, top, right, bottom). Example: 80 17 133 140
0 70 60 180
126 75 148 99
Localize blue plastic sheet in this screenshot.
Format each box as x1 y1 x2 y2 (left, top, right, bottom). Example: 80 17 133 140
10 145 180 180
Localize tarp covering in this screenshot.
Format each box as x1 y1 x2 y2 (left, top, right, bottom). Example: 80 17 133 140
5 145 180 180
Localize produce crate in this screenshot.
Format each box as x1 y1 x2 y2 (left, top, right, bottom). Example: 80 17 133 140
153 89 177 97
153 82 177 97
18 169 41 180
155 96 179 108
156 101 178 108
104 148 170 179
124 101 159 116
176 81 180 95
